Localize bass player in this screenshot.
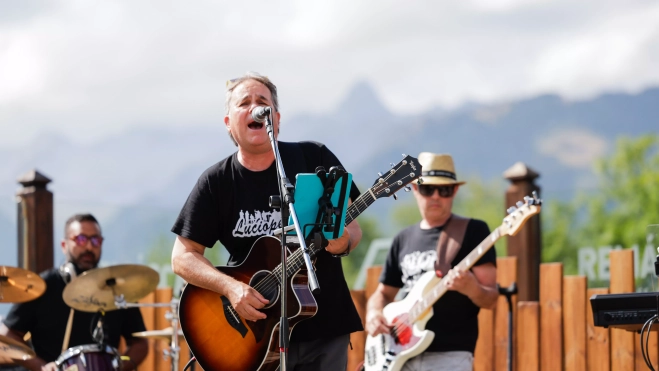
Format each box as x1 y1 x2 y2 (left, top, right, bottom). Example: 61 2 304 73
365 152 498 371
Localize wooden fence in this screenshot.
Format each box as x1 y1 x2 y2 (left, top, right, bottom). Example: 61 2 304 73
131 249 654 371
348 250 659 371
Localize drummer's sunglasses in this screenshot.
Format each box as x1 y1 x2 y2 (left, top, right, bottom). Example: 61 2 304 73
71 234 104 248
418 185 456 198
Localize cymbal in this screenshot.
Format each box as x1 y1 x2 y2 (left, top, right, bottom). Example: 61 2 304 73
0 334 35 363
0 266 46 303
132 327 184 342
62 264 159 312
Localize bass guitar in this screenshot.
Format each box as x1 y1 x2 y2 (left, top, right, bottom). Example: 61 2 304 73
363 192 542 371
179 155 421 371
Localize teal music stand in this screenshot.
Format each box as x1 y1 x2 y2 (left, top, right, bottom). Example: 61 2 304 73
286 171 351 241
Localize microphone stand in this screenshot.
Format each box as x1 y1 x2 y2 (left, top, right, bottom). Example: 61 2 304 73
264 110 319 371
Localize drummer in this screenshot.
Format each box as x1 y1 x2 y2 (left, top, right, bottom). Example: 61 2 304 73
0 214 148 371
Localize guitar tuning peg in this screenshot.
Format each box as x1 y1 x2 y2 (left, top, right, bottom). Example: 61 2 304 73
402 153 407 157
417 178 424 184
516 201 524 208
390 163 395 168
393 194 398 200
506 207 517 214
378 172 383 177
404 186 411 192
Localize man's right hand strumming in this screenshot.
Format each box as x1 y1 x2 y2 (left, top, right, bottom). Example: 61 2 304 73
226 280 269 321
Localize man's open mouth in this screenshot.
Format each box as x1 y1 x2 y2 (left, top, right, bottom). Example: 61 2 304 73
248 121 263 130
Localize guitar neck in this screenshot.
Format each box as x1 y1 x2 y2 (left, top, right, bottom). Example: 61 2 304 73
274 190 377 278
408 227 502 323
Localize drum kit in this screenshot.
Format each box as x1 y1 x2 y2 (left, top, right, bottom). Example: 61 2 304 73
0 264 186 371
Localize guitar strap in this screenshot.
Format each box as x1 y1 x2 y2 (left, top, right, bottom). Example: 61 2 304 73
434 214 470 277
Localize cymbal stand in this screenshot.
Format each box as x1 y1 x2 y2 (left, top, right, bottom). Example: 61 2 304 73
115 295 180 371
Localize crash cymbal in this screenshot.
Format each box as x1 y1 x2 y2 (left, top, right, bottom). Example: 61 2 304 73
62 264 159 312
0 266 46 303
0 334 35 362
132 327 184 342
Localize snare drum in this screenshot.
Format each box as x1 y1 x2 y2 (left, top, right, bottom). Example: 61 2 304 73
55 344 121 371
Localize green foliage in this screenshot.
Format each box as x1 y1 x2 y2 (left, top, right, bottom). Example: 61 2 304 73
541 134 659 278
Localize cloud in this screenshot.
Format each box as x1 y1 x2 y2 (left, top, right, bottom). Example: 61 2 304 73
538 128 609 168
0 0 658 147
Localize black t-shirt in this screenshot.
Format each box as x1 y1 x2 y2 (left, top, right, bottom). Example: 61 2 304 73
380 218 496 353
2 268 147 363
171 141 364 341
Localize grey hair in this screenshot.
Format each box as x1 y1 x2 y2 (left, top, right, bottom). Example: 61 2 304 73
224 72 279 146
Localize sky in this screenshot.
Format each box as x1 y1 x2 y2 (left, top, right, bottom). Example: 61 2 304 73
1 0 659 148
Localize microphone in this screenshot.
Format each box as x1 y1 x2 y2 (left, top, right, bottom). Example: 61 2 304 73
251 106 272 123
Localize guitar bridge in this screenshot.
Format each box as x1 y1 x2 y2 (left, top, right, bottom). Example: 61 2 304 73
221 296 248 338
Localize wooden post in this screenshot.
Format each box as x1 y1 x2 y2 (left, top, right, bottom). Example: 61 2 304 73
474 308 495 371
503 162 541 302
494 257 517 371
586 287 610 371
563 276 587 371
609 249 635 371
139 292 157 371
155 288 173 371
16 169 54 273
516 302 539 371
539 263 563 371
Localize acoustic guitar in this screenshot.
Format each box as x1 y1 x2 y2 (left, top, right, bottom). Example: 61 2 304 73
179 155 421 371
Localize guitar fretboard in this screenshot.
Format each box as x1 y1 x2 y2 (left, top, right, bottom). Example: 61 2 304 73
272 189 377 279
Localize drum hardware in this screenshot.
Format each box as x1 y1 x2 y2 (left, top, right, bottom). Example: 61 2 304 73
0 265 46 303
55 343 121 371
0 334 36 364
125 298 182 371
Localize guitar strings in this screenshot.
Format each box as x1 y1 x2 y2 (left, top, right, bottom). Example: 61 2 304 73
231 168 414 320
249 169 406 297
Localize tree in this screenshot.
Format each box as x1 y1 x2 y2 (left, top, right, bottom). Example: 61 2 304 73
541 134 659 281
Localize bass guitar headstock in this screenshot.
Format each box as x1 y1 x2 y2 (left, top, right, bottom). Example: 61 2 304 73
499 191 542 236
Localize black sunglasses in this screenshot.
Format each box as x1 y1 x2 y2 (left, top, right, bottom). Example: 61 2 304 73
71 234 104 248
418 184 456 198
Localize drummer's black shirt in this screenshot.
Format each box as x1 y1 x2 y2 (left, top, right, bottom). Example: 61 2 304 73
3 268 146 363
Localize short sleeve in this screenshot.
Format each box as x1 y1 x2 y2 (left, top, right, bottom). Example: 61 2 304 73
379 235 404 288
171 168 221 248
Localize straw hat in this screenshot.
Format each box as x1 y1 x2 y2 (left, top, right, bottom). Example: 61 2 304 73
418 152 466 186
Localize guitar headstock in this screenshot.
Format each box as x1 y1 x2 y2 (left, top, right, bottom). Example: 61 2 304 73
499 191 543 236
369 154 422 200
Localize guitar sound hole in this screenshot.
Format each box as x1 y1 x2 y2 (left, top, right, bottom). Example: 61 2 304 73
249 270 280 309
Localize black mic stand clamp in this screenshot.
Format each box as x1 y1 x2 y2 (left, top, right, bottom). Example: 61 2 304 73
263 111 318 371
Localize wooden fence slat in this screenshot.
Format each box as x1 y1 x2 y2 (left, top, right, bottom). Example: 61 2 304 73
348 290 367 371
539 263 563 371
609 249 635 371
365 266 383 301
586 287 610 371
563 276 587 371
138 291 156 371
516 301 539 371
494 257 517 371
474 308 495 371
155 288 173 371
